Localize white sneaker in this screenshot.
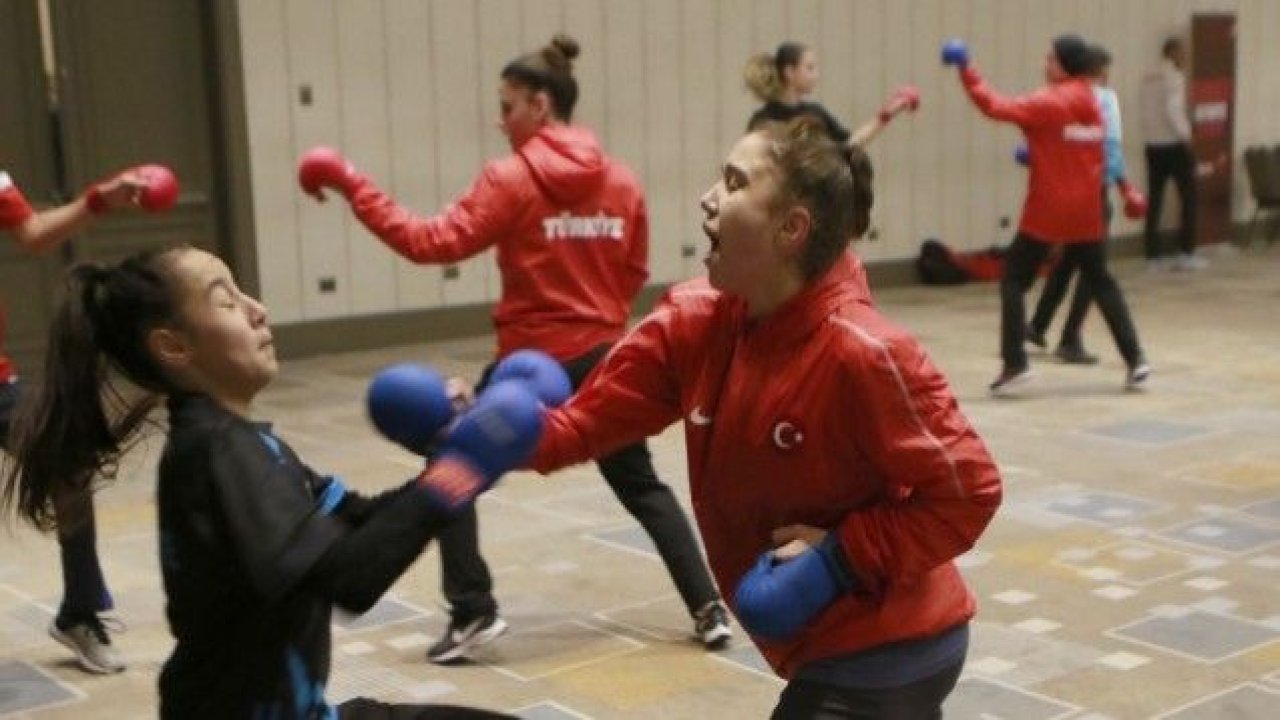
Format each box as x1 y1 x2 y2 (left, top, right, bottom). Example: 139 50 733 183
426 612 509 664
989 367 1035 396
49 616 126 674
693 601 732 650
1126 363 1152 390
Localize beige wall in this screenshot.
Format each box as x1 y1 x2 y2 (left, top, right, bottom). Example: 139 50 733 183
238 0 1280 324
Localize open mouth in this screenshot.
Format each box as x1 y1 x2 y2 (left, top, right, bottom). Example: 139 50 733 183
702 223 721 260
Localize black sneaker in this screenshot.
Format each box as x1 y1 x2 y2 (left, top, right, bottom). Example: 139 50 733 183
1025 324 1047 350
1054 344 1099 365
426 612 508 664
693 601 732 650
989 366 1034 395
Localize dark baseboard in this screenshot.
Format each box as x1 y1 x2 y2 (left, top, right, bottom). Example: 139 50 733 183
269 229 1158 360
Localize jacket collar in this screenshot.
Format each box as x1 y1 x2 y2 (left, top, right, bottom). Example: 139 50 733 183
735 251 871 347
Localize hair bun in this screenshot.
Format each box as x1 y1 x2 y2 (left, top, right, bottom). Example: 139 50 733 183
551 34 580 62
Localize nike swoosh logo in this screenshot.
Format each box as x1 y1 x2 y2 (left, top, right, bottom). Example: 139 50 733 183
689 406 712 426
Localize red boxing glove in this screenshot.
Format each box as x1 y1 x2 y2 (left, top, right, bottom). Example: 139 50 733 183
85 163 179 214
136 164 179 212
878 85 921 123
298 146 358 202
1118 180 1147 220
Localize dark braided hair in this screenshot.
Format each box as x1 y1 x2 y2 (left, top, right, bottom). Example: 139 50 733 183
502 34 581 121
3 247 185 531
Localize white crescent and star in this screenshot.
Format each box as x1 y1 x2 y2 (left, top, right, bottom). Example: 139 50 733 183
688 406 803 451
772 421 804 449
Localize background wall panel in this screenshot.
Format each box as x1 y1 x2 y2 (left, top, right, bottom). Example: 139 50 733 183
990 0 1028 244
562 0 606 137
715 1 754 169
238 0 302 321
285 0 349 319
601 0 645 177
873 0 915 264
385 0 444 310
234 0 1280 325
336 0 398 316
677 0 718 279
642 0 685 284
477 0 524 301
907 0 944 256
941 0 975 252
429 0 490 307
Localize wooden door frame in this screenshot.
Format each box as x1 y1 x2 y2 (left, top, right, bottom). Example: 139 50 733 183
203 0 260 297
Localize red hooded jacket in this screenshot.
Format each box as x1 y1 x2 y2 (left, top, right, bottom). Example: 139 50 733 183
0 172 35 382
531 254 1003 677
347 125 648 361
961 67 1105 243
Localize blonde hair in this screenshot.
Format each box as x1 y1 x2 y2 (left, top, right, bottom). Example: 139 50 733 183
744 52 782 102
744 42 808 103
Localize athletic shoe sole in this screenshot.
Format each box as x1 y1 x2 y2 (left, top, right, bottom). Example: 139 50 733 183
48 622 125 675
700 624 732 650
427 616 509 664
1126 364 1152 390
989 369 1035 396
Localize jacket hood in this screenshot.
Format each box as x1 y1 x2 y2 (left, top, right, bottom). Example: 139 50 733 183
517 125 608 205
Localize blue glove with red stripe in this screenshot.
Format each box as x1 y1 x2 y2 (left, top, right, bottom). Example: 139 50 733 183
415 380 543 513
733 534 856 641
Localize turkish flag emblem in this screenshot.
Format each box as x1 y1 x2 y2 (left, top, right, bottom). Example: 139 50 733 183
771 420 805 451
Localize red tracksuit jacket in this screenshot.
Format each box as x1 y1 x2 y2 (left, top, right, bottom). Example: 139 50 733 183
961 67 1105 243
531 254 1003 677
0 172 34 382
347 125 648 362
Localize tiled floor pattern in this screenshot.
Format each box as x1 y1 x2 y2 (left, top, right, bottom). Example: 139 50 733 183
2 244 1278 718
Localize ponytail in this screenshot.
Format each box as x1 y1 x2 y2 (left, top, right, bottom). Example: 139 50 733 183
2 248 181 531
744 52 781 102
744 42 809 103
844 144 874 240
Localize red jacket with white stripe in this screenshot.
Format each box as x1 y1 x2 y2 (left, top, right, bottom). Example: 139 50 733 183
531 253 1003 677
0 172 35 382
960 67 1105 243
347 124 649 362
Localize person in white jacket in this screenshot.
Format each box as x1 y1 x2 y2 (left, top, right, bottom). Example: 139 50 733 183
1139 37 1205 271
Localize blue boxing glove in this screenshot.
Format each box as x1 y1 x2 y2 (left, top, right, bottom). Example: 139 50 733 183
367 363 454 454
416 380 543 513
488 349 573 408
1014 143 1030 167
941 38 970 68
733 534 857 642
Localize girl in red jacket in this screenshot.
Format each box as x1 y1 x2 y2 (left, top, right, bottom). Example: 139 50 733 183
531 118 1003 718
298 34 729 663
